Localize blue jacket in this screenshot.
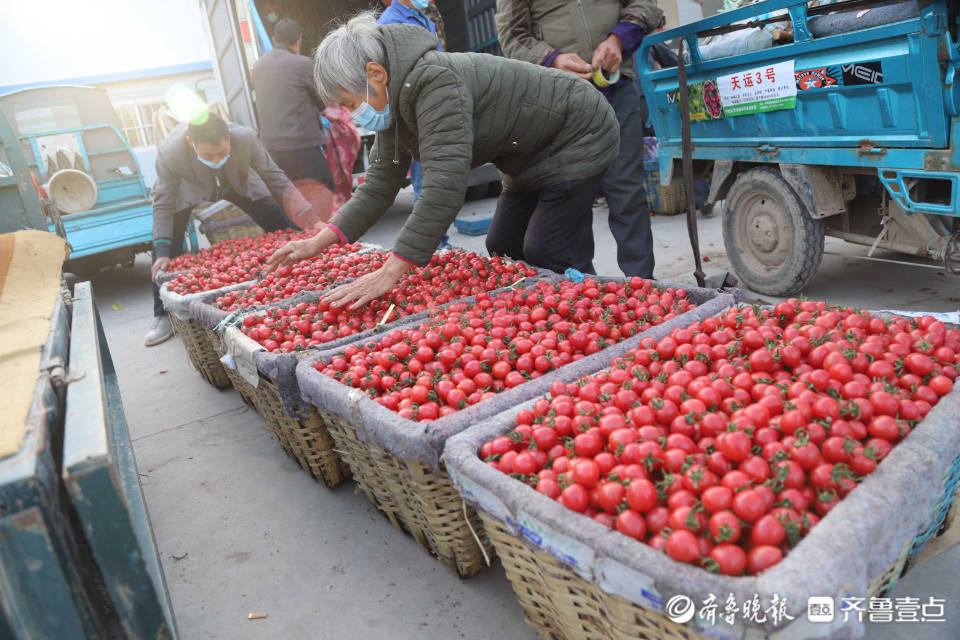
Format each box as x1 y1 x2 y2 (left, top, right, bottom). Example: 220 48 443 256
377 3 441 49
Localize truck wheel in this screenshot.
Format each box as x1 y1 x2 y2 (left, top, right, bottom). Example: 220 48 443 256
722 167 824 296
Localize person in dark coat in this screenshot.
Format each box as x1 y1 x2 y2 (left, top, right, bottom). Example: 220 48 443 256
497 0 665 278
267 14 619 308
251 19 335 192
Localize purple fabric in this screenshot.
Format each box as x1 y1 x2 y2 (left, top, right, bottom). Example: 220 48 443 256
610 21 645 57
542 49 561 69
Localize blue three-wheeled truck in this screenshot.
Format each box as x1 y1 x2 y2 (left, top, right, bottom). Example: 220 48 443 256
639 0 960 295
0 85 197 276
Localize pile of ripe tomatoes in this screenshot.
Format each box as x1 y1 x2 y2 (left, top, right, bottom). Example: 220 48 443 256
217 244 384 310
479 300 959 577
165 229 311 294
239 252 539 352
315 278 696 421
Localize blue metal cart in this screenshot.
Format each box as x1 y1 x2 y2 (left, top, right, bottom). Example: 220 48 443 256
0 85 197 275
638 0 960 295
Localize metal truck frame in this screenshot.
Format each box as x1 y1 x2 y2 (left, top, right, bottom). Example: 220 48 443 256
639 0 960 295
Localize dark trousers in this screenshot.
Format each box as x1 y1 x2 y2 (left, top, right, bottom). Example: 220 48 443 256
486 175 601 275
267 146 335 191
152 194 289 316
602 82 655 278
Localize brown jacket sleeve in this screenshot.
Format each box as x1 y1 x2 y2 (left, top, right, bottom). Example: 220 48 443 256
495 0 556 65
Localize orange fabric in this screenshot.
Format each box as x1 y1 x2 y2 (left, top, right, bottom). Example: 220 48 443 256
0 231 66 459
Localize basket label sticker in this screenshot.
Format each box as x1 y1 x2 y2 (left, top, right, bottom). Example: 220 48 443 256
717 60 797 117
593 557 663 612
235 351 260 387
446 466 509 522
510 510 595 579
224 327 261 387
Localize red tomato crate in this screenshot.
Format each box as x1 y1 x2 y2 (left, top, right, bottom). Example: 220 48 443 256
186 252 545 487
443 309 960 640
294 277 737 577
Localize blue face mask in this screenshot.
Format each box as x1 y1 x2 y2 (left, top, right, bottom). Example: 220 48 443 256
350 83 391 132
410 0 430 10
197 154 229 170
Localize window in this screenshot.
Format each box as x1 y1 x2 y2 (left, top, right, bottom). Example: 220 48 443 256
114 101 165 149
14 102 82 135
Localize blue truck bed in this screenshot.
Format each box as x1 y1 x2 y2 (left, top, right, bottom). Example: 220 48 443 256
638 0 959 182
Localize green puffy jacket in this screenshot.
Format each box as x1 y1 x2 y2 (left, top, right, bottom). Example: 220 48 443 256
329 23 618 266
496 0 665 79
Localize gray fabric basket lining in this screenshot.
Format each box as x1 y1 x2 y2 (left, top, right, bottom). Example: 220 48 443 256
296 278 738 469
442 312 960 638
160 280 254 322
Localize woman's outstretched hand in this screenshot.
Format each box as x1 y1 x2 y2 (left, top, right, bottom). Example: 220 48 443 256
266 229 336 271
323 253 414 310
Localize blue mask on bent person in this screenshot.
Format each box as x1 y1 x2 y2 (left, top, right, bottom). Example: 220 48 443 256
410 0 431 10
197 154 229 170
351 83 392 131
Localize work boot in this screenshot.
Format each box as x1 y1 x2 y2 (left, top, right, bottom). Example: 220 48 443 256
144 316 174 347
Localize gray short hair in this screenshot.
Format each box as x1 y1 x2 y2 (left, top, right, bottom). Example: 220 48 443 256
313 12 387 106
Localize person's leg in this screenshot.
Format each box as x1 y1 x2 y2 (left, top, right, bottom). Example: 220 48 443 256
601 82 655 278
409 159 423 202
523 175 600 274
486 189 538 261
226 192 291 232
146 207 191 346
152 208 191 317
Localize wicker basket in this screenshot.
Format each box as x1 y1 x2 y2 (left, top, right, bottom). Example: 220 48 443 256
297 281 737 577
643 161 686 216
481 514 922 640
167 314 231 388
194 265 552 489
195 200 265 244
319 412 491 576
206 326 348 487
444 327 960 640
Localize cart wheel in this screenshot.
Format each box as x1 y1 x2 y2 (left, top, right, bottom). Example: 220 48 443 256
723 167 823 295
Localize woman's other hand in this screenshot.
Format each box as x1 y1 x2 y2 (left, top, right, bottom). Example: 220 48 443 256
323 253 414 309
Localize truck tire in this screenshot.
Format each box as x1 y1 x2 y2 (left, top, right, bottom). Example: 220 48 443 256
722 167 823 296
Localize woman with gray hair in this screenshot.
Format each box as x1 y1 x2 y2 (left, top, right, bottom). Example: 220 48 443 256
268 12 619 308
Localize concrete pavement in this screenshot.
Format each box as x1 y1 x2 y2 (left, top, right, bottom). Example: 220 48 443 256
88 190 959 639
